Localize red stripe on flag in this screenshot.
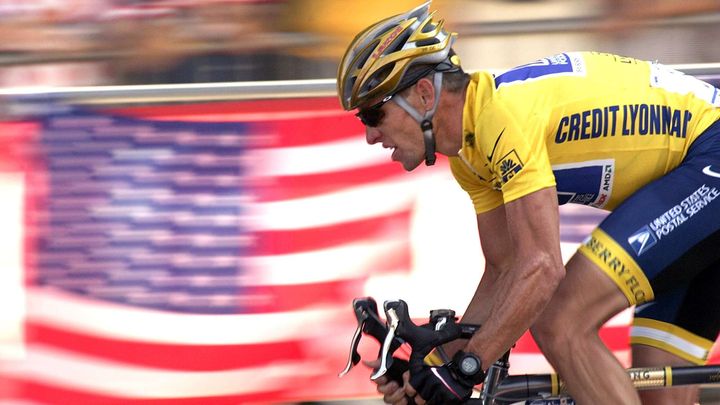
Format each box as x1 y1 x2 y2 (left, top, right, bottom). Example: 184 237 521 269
0 121 39 171
512 326 630 353
111 98 342 118
254 209 412 256
0 376 289 405
709 345 720 364
26 322 307 371
270 115 363 148
247 279 365 313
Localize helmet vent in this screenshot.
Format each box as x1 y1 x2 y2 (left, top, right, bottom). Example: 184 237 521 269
415 38 440 47
422 22 437 33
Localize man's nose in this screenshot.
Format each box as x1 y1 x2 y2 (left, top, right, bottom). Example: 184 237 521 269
365 126 382 145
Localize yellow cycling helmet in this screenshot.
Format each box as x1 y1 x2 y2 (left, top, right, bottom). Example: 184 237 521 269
337 1 458 111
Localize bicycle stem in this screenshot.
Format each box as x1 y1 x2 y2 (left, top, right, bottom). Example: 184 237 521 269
479 350 511 405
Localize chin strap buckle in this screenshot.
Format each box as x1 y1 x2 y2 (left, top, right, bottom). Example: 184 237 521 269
421 120 436 165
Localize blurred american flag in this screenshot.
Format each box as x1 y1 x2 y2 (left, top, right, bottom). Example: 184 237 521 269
0 98 414 403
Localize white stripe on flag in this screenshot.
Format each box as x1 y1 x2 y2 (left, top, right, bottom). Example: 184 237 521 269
248 239 408 285
253 137 388 176
250 178 422 230
508 350 631 374
26 288 342 345
0 173 26 360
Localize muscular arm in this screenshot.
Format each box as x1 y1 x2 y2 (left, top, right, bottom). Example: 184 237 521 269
441 204 514 356
464 186 565 367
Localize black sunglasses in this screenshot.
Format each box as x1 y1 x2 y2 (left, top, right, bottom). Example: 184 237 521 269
355 94 394 127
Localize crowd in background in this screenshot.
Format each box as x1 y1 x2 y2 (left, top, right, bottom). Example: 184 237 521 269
0 0 718 87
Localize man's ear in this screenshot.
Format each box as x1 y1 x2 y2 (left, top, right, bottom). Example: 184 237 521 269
415 77 436 110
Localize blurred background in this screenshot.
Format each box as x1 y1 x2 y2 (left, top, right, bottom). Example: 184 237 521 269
0 0 719 404
0 0 718 86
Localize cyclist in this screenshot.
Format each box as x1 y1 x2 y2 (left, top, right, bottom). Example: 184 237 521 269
337 2 720 404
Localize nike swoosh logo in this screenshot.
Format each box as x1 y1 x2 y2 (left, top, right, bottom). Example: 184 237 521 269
702 165 720 178
486 128 506 161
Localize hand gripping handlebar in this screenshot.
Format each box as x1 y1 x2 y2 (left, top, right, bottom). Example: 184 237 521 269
380 299 480 376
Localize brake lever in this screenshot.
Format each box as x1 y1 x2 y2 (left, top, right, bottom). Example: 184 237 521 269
338 317 364 377
370 300 401 381
430 309 457 363
340 297 407 380
339 297 376 377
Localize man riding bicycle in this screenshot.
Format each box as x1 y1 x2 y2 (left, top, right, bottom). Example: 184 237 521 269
336 2 720 404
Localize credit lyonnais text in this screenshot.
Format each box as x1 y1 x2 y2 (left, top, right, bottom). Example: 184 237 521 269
556 104 692 143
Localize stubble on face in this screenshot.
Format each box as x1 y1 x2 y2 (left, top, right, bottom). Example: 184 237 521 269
398 149 423 171
384 109 426 171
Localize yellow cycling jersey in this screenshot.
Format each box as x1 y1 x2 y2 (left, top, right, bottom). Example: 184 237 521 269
451 51 720 214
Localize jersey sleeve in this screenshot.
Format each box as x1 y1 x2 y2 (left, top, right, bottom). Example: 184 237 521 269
476 99 556 205
449 156 504 213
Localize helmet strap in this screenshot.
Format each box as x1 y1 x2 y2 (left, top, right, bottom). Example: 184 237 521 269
393 72 443 166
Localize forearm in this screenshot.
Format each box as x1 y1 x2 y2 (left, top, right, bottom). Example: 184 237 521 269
460 188 563 368
465 254 564 368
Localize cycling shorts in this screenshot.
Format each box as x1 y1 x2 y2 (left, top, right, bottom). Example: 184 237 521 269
578 119 720 364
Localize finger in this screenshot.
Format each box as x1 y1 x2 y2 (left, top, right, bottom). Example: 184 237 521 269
377 380 399 395
363 359 381 368
374 375 390 386
403 374 427 404
402 371 418 397
363 359 411 404
382 385 407 404
375 378 407 404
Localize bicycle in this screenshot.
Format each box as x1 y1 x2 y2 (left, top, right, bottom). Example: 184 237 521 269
339 297 720 405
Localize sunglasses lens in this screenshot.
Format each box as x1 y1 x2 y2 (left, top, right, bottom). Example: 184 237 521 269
357 108 384 127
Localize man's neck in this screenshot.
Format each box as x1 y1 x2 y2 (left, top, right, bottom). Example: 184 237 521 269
434 88 467 157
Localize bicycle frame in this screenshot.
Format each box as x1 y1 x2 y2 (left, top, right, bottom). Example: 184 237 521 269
481 359 720 405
